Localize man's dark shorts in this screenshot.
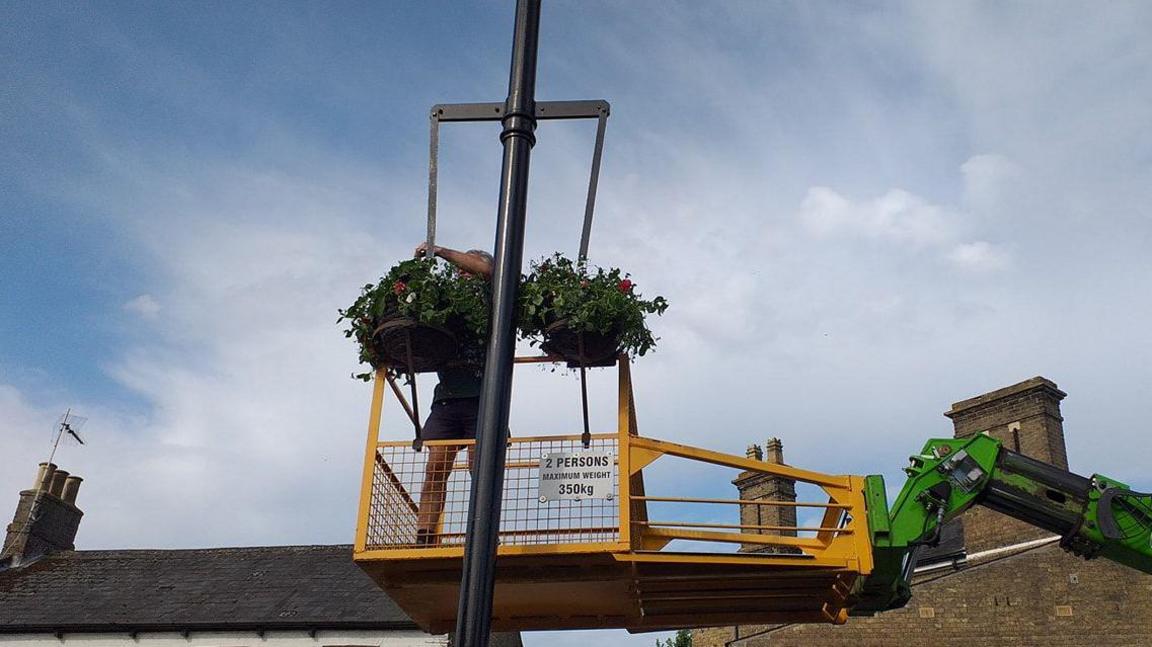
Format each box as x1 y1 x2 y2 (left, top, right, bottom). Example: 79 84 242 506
422 397 479 441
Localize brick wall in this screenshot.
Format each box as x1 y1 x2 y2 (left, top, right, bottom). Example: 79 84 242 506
695 544 1152 647
2 490 82 561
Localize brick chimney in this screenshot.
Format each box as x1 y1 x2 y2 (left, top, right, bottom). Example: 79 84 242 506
945 376 1068 553
2 462 84 566
733 438 798 554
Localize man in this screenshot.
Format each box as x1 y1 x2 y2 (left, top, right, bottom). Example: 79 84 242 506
412 242 493 545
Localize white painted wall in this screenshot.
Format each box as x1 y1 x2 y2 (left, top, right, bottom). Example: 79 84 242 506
0 630 448 647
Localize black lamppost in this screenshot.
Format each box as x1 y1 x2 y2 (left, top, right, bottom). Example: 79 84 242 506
454 1 541 645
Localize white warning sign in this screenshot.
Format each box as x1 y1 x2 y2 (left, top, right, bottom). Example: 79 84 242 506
537 450 615 501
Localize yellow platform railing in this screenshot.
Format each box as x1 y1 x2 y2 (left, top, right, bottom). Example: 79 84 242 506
354 356 871 573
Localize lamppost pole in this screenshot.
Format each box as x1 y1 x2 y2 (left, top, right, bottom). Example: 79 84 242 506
454 1 541 645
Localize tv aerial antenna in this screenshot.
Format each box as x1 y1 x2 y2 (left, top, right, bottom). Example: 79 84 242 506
46 408 87 470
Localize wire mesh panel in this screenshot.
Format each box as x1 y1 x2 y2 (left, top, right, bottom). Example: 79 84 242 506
365 452 421 547
365 434 620 549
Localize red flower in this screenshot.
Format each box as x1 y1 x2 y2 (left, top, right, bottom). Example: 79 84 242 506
392 281 407 295
618 279 633 293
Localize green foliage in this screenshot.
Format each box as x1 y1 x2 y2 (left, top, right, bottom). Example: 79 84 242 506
655 630 693 647
337 258 489 380
340 253 669 380
518 253 669 358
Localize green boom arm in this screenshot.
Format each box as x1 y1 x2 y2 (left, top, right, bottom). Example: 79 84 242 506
853 434 1152 614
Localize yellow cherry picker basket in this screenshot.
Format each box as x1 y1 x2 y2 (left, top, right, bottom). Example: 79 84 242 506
353 356 872 633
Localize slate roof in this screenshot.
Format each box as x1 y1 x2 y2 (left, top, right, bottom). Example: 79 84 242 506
0 544 413 634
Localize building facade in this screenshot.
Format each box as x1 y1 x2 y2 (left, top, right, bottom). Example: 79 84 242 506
695 377 1152 647
0 464 521 647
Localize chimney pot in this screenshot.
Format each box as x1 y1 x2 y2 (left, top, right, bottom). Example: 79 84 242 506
745 444 763 461
61 476 83 504
764 438 785 464
34 463 57 491
48 470 70 498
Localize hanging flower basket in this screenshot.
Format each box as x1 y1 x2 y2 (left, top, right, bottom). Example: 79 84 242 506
539 319 621 367
519 253 668 368
373 317 459 374
340 258 489 380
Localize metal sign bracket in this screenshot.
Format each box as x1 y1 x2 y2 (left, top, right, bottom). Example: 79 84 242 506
426 100 610 261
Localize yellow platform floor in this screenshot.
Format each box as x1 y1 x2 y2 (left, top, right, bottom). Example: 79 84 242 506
358 550 861 632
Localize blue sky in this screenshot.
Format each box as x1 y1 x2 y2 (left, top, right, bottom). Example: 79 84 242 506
1 2 503 404
4 3 1152 645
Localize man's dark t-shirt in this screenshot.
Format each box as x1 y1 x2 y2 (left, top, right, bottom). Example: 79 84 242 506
433 365 483 402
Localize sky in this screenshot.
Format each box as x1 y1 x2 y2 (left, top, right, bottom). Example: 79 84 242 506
3 2 1152 645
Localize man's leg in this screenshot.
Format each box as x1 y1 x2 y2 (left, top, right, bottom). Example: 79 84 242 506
416 442 461 543
461 399 479 475
414 399 474 544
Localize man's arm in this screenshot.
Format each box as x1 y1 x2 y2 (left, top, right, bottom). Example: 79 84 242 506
414 243 493 278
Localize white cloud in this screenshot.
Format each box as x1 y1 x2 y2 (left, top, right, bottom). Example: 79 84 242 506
948 241 1011 273
961 154 1020 212
796 180 1012 274
0 385 56 478
800 187 953 246
123 294 161 319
